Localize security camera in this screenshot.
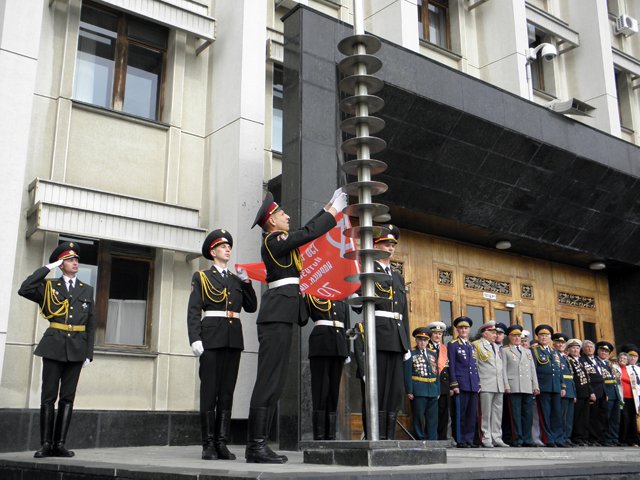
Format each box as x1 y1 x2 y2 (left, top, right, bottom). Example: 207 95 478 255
525 43 558 63
540 44 558 62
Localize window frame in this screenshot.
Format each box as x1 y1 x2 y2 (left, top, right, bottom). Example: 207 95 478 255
74 0 168 121
418 0 451 50
527 23 557 97
94 240 156 352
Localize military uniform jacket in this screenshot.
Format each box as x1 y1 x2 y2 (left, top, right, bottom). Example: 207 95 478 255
558 354 576 399
404 348 439 398
258 210 336 326
502 345 539 394
427 340 450 394
599 359 620 401
18 266 95 363
568 355 592 399
187 267 257 350
472 338 508 393
580 355 605 398
306 296 349 358
371 261 410 353
448 338 480 393
532 345 564 393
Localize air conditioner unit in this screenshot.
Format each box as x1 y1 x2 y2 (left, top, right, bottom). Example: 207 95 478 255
546 98 596 117
615 14 639 36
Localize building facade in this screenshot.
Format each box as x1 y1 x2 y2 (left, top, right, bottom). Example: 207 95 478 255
0 0 639 451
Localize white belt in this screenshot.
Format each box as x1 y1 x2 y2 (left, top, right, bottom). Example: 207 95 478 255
375 311 403 320
268 277 299 289
314 320 345 329
204 311 240 319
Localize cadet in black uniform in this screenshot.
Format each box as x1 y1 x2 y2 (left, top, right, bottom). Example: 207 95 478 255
370 225 410 440
18 242 95 458
245 189 347 463
306 295 349 440
187 229 257 460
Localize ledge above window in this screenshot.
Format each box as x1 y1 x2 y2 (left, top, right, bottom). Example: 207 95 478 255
26 178 206 254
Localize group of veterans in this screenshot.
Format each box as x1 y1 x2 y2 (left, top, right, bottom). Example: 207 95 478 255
405 319 640 448
18 186 640 464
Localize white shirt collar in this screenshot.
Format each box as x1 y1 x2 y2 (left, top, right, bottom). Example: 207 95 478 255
213 264 227 275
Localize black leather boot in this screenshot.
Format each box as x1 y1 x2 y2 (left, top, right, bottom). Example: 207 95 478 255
201 411 217 460
52 402 75 457
312 410 325 440
378 411 387 440
245 407 287 463
325 412 337 440
386 412 397 440
214 410 235 460
34 404 55 458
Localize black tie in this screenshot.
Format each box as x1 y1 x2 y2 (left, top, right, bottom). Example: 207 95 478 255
221 270 227 278
517 346 521 353
68 279 74 292
385 266 391 276
491 344 496 354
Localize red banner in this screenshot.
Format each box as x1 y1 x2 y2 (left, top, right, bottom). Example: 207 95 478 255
236 213 360 300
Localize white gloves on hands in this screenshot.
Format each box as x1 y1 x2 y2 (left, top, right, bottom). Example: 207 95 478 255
236 267 249 282
191 340 204 357
331 192 348 213
82 358 91 368
329 187 344 205
403 350 411 361
344 356 352 365
45 259 63 271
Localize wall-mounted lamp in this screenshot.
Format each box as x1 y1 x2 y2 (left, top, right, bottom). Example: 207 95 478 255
505 302 517 309
495 240 512 250
589 261 606 271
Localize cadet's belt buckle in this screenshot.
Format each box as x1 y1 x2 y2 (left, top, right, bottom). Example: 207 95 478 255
333 321 339 327
226 311 235 319
393 313 400 320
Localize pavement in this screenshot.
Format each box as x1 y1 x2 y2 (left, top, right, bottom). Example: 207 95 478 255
2 444 640 479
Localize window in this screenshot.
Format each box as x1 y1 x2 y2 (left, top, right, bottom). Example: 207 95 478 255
582 321 597 342
560 317 575 338
527 24 556 96
522 312 534 336
57 236 155 350
494 309 511 326
607 0 620 16
272 64 284 153
439 299 453 329
466 304 484 338
615 69 634 131
418 0 450 49
73 1 168 121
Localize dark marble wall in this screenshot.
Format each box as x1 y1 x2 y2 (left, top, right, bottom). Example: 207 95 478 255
609 269 640 348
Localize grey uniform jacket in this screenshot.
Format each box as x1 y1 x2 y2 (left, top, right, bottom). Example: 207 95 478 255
472 338 508 393
502 345 539 394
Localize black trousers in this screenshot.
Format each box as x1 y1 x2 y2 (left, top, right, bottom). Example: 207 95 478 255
572 397 591 443
309 356 343 413
376 350 404 413
588 395 608 443
437 393 450 440
41 358 83 406
619 398 639 445
199 347 241 413
249 322 293 408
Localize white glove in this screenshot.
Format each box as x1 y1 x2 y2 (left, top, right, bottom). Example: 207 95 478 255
344 356 352 365
331 192 348 213
403 350 411 361
191 340 204 357
329 187 344 205
45 259 63 271
236 267 249 282
82 358 91 368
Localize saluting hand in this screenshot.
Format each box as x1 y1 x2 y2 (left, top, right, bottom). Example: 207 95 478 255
45 259 64 271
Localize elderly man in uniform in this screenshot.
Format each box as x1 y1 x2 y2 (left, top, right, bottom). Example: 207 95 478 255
494 323 507 347
427 321 450 440
552 333 575 446
532 324 567 447
581 339 607 446
365 225 411 440
596 341 621 446
448 316 481 448
566 338 593 446
18 242 95 458
245 189 347 463
404 327 439 440
502 324 539 447
472 321 509 447
187 229 257 460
